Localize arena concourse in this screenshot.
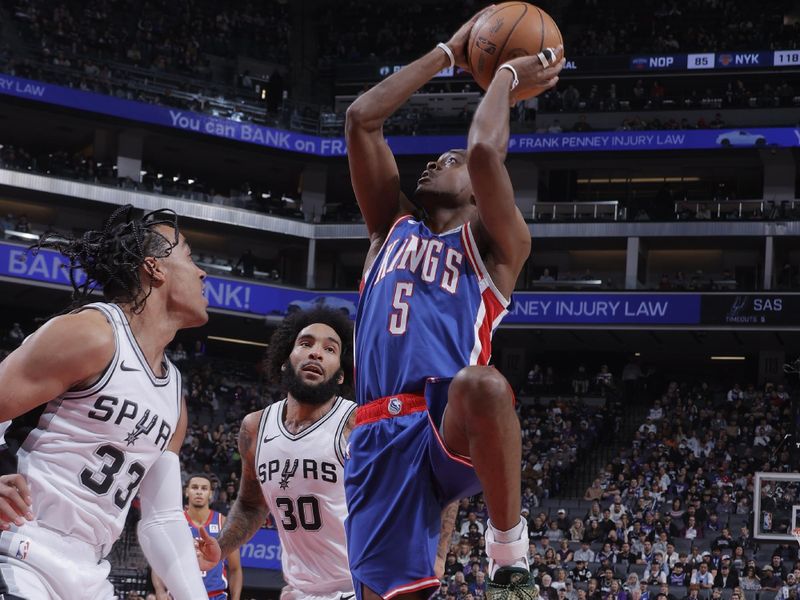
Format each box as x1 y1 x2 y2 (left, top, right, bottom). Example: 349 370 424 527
0 0 799 598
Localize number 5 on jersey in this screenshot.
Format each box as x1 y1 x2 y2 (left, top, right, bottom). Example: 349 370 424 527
389 282 413 335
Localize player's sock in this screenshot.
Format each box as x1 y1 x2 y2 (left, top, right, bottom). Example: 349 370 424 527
486 516 530 577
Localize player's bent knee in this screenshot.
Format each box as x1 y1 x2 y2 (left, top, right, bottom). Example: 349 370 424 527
450 366 512 415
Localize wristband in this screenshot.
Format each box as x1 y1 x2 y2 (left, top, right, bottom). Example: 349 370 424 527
497 63 519 90
436 42 455 69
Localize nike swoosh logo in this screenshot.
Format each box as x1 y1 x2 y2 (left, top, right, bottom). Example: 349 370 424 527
340 595 355 600
120 361 141 372
264 435 279 443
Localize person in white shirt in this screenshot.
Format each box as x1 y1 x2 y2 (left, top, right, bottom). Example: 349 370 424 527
574 541 596 563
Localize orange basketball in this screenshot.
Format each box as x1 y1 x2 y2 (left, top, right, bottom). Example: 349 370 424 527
467 2 563 95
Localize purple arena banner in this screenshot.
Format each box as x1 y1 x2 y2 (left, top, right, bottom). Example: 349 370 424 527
1 73 799 156
1 241 703 325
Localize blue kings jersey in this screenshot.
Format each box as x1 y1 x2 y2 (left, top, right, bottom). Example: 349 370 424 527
185 510 227 594
355 215 509 404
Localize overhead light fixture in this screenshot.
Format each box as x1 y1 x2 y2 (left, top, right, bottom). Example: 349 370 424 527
207 335 267 348
187 178 195 185
710 355 746 361
634 352 641 357
173 176 180 182
140 170 147 176
157 172 163 179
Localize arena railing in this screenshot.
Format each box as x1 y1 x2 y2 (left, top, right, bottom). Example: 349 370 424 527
673 199 798 219
532 200 624 222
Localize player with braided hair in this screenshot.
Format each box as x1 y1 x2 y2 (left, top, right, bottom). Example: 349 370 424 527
0 204 209 599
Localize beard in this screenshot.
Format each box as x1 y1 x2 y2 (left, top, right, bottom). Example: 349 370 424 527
282 365 342 406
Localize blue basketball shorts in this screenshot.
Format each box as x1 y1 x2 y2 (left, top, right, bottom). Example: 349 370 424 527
344 377 482 600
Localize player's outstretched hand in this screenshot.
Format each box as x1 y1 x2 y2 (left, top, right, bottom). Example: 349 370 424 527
0 474 33 530
502 45 565 104
444 5 496 71
196 526 222 571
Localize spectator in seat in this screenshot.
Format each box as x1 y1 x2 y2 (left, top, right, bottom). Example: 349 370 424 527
682 516 702 540
575 541 596 564
769 554 788 579
683 584 701 600
599 569 616 594
541 573 558 600
555 509 571 532
608 495 628 525
740 566 761 591
585 520 604 545
643 562 667 585
760 565 782 593
690 562 714 589
459 511 485 536
570 518 586 542
713 563 739 589
669 562 690 587
557 539 573 563
587 579 602 600
605 580 625 600
658 584 678 600
617 542 636 565
572 559 593 582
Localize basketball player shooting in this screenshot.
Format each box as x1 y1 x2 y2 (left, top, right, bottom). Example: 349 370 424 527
152 474 242 600
343 6 564 600
197 308 357 600
0 205 209 599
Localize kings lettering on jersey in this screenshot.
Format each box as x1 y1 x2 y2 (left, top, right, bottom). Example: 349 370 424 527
88 395 172 451
372 233 463 293
355 217 509 402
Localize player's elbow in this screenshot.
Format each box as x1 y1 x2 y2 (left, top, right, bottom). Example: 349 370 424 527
467 142 504 171
345 102 382 136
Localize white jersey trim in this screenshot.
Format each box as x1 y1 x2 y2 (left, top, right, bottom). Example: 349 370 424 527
276 397 344 441
62 303 121 399
108 303 172 387
334 403 356 467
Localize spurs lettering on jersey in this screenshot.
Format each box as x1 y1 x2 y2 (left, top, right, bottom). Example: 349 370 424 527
258 459 338 490
255 397 355 595
16 303 182 555
88 395 172 450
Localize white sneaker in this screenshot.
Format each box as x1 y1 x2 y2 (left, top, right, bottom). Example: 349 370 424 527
485 516 531 578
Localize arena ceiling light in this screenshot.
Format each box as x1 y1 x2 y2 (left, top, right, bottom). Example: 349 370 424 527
207 335 268 348
709 355 747 361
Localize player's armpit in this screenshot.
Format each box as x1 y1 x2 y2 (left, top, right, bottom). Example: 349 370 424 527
0 311 115 421
166 396 189 453
215 411 269 559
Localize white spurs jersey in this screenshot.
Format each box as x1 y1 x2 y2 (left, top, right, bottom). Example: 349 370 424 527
255 396 356 595
17 302 182 556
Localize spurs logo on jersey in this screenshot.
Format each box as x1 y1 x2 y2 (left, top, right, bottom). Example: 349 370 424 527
17 303 182 556
255 396 355 595
87 396 172 449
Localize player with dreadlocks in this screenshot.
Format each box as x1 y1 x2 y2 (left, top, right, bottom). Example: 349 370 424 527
0 205 209 599
197 307 357 600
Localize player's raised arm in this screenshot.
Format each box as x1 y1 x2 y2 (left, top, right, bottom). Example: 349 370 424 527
466 49 564 296
346 7 493 242
198 411 269 570
138 399 208 600
0 310 115 422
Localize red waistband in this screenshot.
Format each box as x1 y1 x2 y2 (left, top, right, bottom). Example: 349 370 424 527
208 592 226 598
355 393 427 426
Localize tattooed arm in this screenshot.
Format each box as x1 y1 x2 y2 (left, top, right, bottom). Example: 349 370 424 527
435 501 459 578
197 411 269 569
